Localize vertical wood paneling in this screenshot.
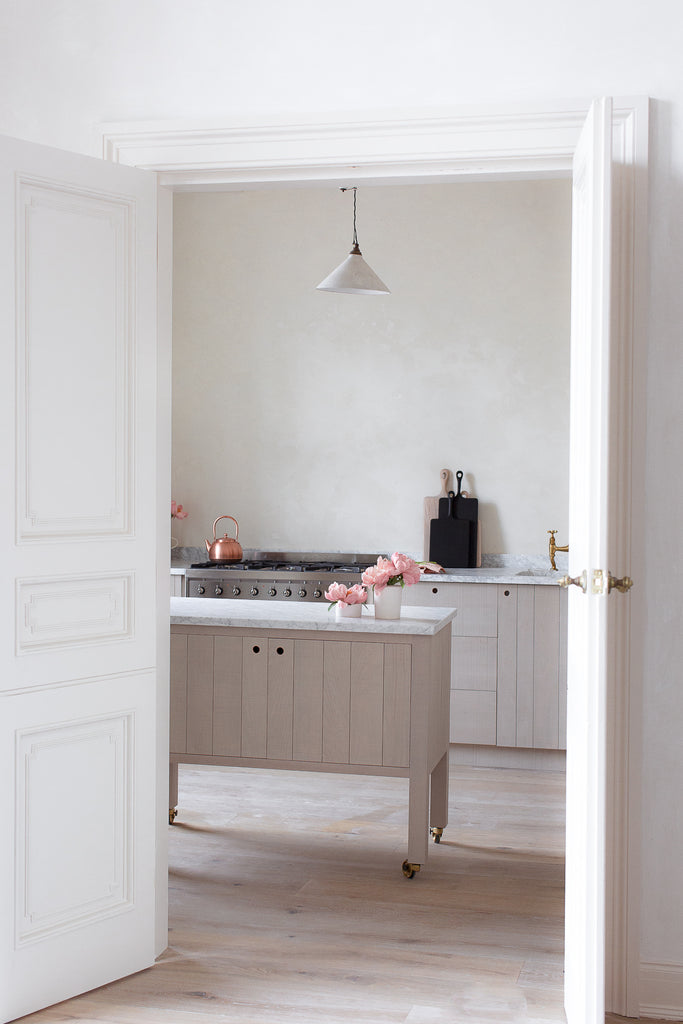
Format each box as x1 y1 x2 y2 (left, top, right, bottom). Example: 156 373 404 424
186 635 214 754
558 588 568 749
293 640 324 762
349 642 384 765
267 640 294 760
496 585 518 746
169 633 188 754
241 637 268 757
533 587 561 749
451 584 498 637
322 642 351 763
450 636 497 690
515 587 535 748
450 691 497 744
382 643 411 767
213 635 243 755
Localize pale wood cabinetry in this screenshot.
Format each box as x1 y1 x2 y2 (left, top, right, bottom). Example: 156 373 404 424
409 581 567 750
170 619 452 873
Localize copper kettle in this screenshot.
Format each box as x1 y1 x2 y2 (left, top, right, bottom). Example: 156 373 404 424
205 515 243 562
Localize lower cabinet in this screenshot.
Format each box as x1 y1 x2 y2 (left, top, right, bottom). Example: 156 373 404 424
169 623 452 871
409 582 567 750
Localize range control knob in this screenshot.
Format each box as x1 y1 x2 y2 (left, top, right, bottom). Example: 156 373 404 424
214 586 223 596
268 587 277 597
232 586 241 597
298 588 307 598
313 589 322 599
196 585 205 595
283 588 292 597
250 586 259 596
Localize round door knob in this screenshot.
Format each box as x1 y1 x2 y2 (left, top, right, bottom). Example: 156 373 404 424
232 586 241 596
196 585 205 594
214 586 223 596
298 588 307 598
268 587 277 597
250 586 259 596
283 588 292 597
313 589 322 599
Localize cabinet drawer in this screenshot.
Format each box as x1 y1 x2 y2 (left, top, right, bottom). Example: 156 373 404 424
410 582 497 637
450 690 497 745
451 636 497 691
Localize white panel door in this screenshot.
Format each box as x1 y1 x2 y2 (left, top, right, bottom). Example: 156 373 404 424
0 134 166 1022
564 98 612 1024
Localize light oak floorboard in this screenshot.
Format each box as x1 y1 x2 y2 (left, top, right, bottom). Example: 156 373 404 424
16 761 650 1024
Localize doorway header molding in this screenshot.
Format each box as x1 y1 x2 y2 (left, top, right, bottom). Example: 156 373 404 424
100 99 642 191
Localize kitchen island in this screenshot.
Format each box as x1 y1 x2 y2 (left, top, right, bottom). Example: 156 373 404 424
170 597 456 876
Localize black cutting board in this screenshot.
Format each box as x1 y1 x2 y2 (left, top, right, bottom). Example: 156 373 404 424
429 490 471 567
452 470 478 568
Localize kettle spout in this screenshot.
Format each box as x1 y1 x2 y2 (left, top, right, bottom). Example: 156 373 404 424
205 539 211 554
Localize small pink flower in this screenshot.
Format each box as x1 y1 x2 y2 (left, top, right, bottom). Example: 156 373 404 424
325 582 368 607
344 584 368 605
362 557 396 594
171 500 188 520
391 552 421 586
325 582 349 604
362 553 422 593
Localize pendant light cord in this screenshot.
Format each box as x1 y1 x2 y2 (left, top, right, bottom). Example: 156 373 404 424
340 186 359 247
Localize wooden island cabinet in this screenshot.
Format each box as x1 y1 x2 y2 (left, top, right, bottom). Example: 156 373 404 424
169 597 455 876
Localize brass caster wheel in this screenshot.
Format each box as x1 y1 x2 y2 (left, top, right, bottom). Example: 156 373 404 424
430 827 444 844
169 807 178 825
402 860 421 879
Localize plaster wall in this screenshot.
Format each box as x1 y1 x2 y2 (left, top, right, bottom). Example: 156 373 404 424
1 0 682 988
171 182 571 557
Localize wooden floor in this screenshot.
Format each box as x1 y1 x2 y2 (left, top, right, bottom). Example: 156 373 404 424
16 760 655 1024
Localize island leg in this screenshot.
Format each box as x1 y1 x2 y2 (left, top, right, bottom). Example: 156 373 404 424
169 760 178 824
405 769 430 875
429 750 449 843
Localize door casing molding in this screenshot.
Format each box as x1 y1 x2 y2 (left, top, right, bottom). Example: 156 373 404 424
102 97 648 1017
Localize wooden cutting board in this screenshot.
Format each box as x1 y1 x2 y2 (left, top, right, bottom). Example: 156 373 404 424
423 469 451 560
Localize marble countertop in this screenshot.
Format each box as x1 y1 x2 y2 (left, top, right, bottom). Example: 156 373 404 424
170 548 565 586
422 567 562 585
170 597 457 636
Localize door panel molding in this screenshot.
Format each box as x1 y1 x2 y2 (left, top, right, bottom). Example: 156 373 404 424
16 571 134 653
15 711 134 946
15 177 135 541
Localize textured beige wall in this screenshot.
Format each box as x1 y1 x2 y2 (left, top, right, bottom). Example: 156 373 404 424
172 180 571 557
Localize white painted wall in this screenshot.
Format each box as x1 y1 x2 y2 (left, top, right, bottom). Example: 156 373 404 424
171 182 571 557
1 0 681 995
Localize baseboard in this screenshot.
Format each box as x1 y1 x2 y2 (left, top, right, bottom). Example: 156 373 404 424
450 743 566 772
640 961 683 1020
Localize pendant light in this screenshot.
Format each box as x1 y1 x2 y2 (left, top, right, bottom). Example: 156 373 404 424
317 187 390 295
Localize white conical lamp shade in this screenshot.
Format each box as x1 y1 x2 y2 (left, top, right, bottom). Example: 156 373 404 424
317 243 390 295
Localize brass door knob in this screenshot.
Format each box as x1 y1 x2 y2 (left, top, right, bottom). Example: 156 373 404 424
559 571 587 593
608 574 634 594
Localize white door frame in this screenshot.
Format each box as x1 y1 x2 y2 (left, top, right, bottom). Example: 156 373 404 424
102 98 648 1016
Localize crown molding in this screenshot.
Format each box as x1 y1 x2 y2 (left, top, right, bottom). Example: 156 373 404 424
99 100 643 190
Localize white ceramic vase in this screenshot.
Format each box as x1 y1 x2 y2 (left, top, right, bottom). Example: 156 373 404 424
373 585 403 620
335 602 363 620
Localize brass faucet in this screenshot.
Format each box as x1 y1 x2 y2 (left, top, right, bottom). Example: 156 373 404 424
548 530 568 571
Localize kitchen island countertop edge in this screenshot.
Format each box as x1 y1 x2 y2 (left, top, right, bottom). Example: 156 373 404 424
170 597 456 635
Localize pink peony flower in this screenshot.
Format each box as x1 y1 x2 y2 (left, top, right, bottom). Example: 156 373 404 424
325 582 368 607
171 500 188 520
344 584 368 605
390 552 421 586
362 553 422 593
361 557 395 594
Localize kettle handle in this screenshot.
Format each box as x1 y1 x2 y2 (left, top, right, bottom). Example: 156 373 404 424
212 515 239 541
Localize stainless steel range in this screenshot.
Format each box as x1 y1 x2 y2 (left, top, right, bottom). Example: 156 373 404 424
185 551 385 602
